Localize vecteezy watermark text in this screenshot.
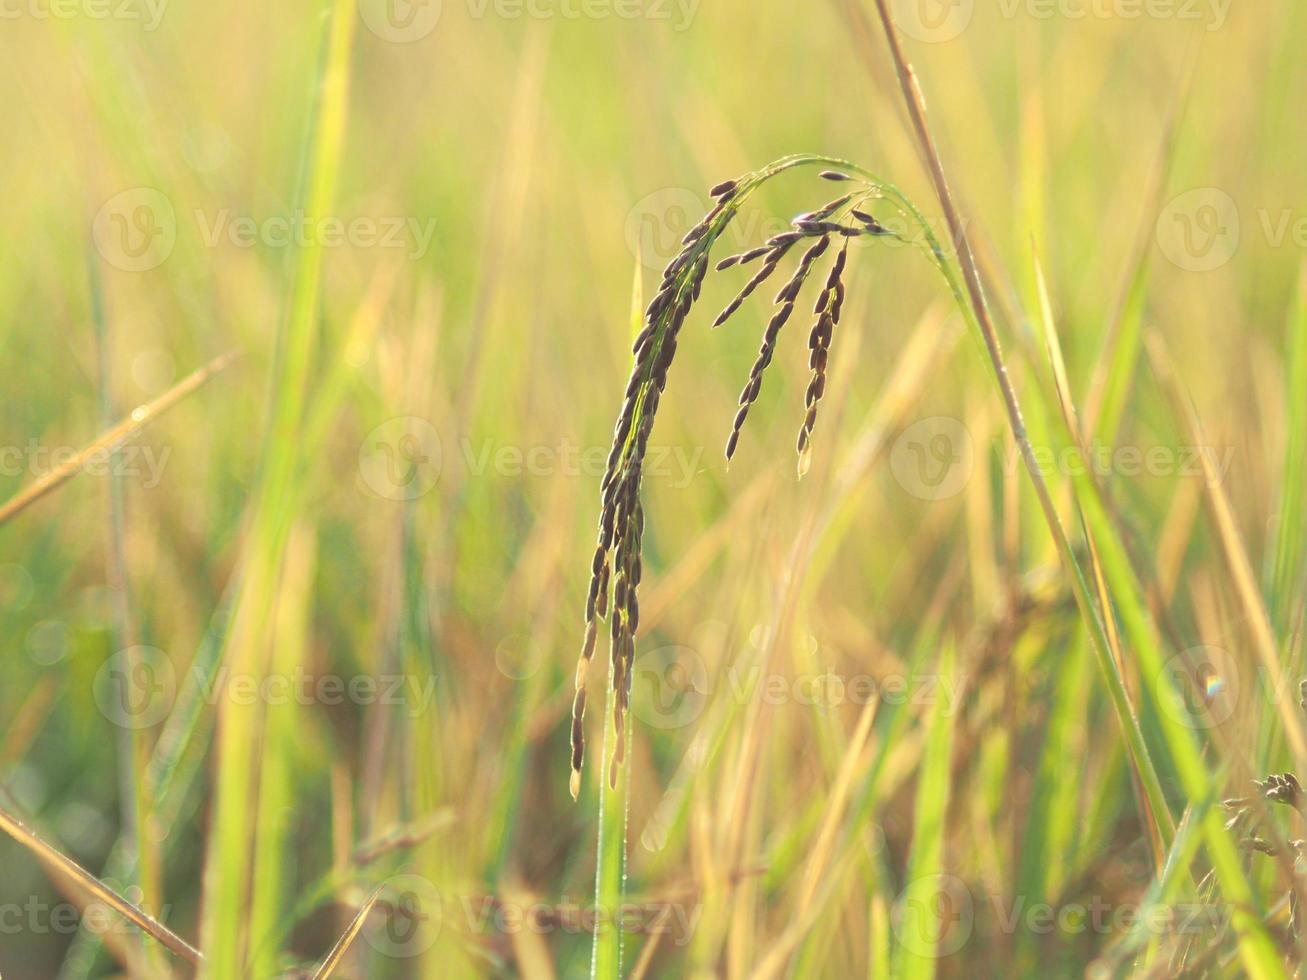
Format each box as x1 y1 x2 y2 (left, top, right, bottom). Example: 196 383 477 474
0 0 168 30
0 892 171 937
194 209 436 260
887 415 1236 502
357 0 699 43
200 666 438 717
891 0 1231 44
892 872 1228 958
357 417 706 501
91 187 438 272
359 872 701 959
93 647 439 729
0 442 171 490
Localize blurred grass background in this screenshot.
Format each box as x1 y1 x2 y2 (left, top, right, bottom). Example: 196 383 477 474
1 0 1305 976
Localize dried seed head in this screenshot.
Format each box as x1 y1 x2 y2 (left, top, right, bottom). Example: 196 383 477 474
572 168 769 795
712 250 789 330
725 428 741 461
852 208 889 235
795 242 850 477
795 220 848 236
713 297 744 329
794 195 853 226
1261 772 1303 805
724 269 805 460
576 160 894 795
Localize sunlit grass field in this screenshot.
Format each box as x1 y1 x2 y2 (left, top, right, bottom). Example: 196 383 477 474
1 0 1306 976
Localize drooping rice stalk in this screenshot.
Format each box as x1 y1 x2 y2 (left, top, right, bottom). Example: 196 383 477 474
570 155 957 802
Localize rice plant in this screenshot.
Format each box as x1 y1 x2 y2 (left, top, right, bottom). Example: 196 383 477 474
571 156 956 798
6 0 1307 976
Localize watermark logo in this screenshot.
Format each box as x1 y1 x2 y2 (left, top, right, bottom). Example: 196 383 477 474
494 634 539 680
363 874 443 957
890 416 974 501
358 0 442 40
630 645 710 730
93 188 176 272
1156 187 1240 272
1158 645 1240 729
892 873 974 958
625 187 706 269
892 0 974 42
93 646 176 729
359 417 443 500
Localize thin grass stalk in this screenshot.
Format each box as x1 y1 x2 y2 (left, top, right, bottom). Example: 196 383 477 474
309 885 384 980
0 803 201 965
0 349 239 526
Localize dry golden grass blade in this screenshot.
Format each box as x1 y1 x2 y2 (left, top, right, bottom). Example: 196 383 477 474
792 698 880 913
0 802 202 965
0 790 155 976
1156 478 1204 603
806 306 958 596
628 930 666 980
829 304 956 498
712 327 870 976
748 864 862 980
718 325 866 852
1145 330 1307 769
0 349 240 526
309 885 384 980
502 878 558 980
751 667 911 979
637 471 776 633
330 761 353 937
